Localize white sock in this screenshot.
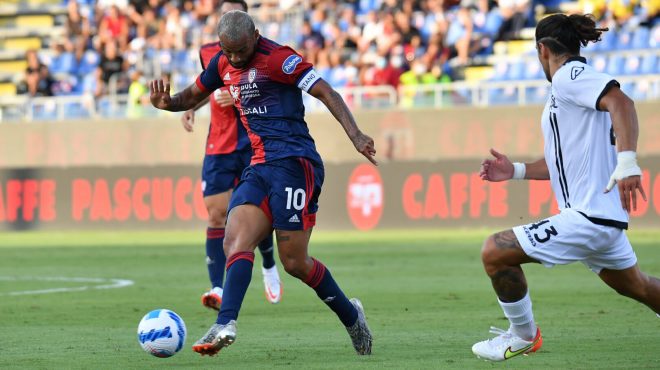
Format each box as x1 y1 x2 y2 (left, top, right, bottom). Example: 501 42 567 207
498 292 537 341
211 286 223 296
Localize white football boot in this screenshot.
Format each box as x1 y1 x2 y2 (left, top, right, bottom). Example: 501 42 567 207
472 326 542 361
262 266 282 304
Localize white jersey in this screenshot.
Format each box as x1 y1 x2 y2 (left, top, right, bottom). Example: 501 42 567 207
541 56 628 229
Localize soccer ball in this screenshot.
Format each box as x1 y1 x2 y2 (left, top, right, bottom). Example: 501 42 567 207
137 309 187 358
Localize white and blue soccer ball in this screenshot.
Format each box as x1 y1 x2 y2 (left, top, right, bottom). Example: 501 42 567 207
137 309 187 358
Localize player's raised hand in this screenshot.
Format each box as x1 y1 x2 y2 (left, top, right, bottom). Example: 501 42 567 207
214 89 234 107
150 79 171 110
611 176 646 213
351 132 377 165
480 148 514 182
604 151 647 212
181 109 195 132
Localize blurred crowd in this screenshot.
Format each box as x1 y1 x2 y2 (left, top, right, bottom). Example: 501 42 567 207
17 0 660 113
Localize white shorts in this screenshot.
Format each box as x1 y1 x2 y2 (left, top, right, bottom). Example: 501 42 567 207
512 209 637 273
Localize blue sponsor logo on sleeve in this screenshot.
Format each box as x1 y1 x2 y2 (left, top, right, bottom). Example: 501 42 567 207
282 55 303 74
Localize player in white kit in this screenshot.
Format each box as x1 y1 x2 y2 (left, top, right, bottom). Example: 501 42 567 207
471 13 660 362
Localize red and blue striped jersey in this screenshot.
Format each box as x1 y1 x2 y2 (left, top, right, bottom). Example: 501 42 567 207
198 42 250 155
195 36 323 165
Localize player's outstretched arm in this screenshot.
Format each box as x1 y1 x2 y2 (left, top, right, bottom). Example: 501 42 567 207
150 79 211 112
598 86 646 212
308 79 377 165
480 148 549 182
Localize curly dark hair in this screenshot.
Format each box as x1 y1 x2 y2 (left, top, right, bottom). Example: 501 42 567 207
535 14 609 55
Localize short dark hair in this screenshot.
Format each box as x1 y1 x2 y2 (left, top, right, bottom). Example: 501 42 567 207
535 14 608 55
221 0 248 12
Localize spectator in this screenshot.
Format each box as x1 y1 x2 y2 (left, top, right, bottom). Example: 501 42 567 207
99 40 128 93
82 67 105 99
496 0 531 41
399 58 449 106
374 55 405 87
27 0 655 106
136 7 161 49
395 10 422 48
98 5 129 50
126 70 149 118
161 2 185 50
445 7 477 65
300 19 325 52
22 50 55 97
66 0 92 40
50 39 77 75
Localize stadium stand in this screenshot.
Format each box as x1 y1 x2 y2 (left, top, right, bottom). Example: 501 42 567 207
0 0 658 121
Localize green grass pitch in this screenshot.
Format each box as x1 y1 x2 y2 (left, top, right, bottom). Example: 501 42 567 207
1 229 659 369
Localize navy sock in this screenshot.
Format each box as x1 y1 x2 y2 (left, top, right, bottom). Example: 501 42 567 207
257 233 276 269
304 258 358 327
206 228 226 288
217 252 254 325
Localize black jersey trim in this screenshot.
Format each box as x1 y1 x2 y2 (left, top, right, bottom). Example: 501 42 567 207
577 211 628 230
595 80 620 111
563 56 587 65
549 112 571 208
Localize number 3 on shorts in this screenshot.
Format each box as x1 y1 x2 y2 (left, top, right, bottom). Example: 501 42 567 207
528 219 559 243
285 187 306 210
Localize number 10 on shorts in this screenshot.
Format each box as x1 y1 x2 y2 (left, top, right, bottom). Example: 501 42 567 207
285 187 306 210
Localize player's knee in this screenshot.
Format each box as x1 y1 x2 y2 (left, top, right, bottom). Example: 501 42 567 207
481 235 504 275
207 206 228 228
480 235 497 264
279 255 307 279
223 233 239 257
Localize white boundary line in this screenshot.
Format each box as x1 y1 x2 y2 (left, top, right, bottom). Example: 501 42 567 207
0 276 134 296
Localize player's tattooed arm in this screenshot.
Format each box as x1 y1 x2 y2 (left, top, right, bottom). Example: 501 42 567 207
308 80 377 165
150 80 211 112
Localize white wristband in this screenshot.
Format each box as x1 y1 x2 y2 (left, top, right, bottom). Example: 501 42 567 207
512 162 526 180
605 151 642 191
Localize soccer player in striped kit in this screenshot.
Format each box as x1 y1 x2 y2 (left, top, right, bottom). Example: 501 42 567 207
180 0 283 311
150 10 375 356
473 13 660 361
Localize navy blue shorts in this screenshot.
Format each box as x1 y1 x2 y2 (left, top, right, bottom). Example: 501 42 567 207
228 157 324 231
201 149 252 197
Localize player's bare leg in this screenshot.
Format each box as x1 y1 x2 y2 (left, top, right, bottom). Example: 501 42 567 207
472 230 543 361
276 228 372 355
193 204 271 356
274 228 314 279
599 264 660 314
481 230 538 302
201 190 232 310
